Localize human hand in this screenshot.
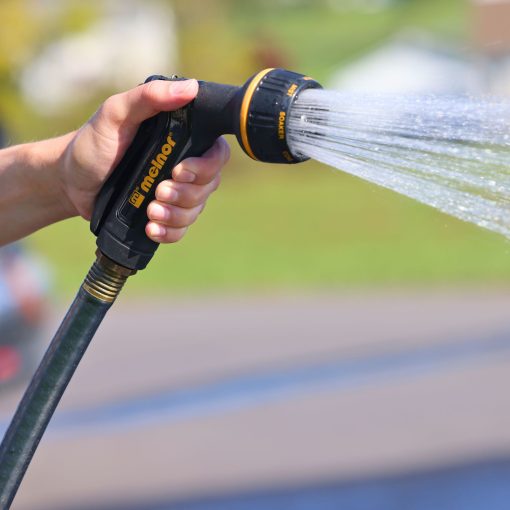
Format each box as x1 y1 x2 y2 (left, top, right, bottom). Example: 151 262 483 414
60 79 229 243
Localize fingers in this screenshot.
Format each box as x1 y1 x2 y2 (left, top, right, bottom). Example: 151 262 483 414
145 137 228 243
156 174 221 209
172 137 230 185
97 79 199 131
147 202 205 229
145 224 189 244
145 175 220 243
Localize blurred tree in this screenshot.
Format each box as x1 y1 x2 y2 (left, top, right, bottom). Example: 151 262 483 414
0 1 41 76
0 0 101 140
171 0 254 82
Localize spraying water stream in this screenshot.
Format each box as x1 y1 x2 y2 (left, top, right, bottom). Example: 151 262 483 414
287 89 510 238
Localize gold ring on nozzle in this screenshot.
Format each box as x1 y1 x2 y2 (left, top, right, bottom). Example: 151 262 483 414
239 68 274 161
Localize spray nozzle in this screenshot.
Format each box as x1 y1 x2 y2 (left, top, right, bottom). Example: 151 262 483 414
191 68 322 164
235 68 322 162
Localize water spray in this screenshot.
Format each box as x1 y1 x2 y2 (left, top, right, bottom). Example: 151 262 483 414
0 68 321 508
288 89 510 237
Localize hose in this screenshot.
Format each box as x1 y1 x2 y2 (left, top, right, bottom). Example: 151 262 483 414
0 253 133 509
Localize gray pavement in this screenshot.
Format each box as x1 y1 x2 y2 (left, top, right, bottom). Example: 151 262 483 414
3 289 510 509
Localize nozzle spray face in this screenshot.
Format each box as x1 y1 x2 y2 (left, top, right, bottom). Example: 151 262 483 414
235 68 322 164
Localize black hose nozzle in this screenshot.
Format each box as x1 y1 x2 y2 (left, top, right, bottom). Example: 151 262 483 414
193 68 322 163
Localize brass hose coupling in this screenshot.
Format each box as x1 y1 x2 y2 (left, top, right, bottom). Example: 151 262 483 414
82 250 136 303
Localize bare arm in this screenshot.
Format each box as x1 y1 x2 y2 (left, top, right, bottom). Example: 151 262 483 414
0 79 230 247
0 134 76 245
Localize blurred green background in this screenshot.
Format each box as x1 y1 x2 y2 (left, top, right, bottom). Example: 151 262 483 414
2 0 510 297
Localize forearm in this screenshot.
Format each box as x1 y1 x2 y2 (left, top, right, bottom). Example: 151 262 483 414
0 134 78 246
0 79 225 248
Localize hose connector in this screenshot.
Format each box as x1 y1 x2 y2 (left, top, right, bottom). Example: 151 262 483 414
82 251 135 303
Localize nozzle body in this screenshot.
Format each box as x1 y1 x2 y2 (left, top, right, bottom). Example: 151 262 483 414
193 68 322 163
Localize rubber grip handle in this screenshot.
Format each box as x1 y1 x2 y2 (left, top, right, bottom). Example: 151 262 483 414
92 108 189 270
90 75 198 270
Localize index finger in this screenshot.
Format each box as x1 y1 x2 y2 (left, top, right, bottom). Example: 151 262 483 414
172 137 230 186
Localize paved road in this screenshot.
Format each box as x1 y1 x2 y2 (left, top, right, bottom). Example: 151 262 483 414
3 289 510 509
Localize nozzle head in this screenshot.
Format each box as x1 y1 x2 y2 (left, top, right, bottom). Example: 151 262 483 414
237 68 322 164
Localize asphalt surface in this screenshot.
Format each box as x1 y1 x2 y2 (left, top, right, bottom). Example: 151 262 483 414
2 289 510 509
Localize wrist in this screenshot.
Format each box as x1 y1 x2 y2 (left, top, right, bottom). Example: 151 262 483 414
23 133 78 222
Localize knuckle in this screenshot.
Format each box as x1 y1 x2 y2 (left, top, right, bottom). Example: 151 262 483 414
175 208 196 228
102 94 120 116
198 186 211 202
196 165 216 184
182 186 206 208
140 80 158 103
188 207 201 225
100 96 116 115
97 94 125 126
211 174 222 192
184 156 205 173
164 227 187 243
141 79 168 106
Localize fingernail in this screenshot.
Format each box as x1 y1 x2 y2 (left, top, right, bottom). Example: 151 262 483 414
170 79 198 95
159 185 178 202
177 169 196 183
150 203 170 221
148 223 166 238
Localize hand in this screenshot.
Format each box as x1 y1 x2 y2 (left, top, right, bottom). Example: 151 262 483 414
60 79 229 243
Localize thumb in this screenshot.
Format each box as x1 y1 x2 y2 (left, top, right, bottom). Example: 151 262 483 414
96 79 199 130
